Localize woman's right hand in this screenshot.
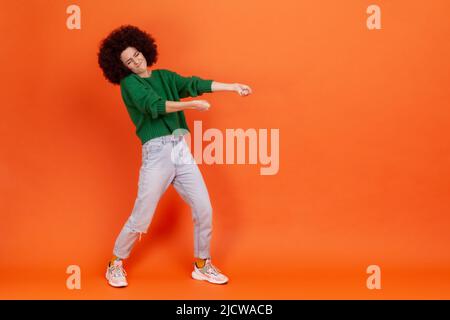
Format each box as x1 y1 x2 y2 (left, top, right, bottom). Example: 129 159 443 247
191 100 211 111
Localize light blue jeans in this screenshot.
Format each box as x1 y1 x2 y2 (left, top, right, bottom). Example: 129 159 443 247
113 134 213 260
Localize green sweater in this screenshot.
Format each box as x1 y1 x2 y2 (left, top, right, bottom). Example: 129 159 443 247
120 68 213 145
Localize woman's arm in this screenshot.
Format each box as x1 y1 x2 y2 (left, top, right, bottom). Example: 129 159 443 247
163 80 253 115
165 100 210 113
211 82 235 92
211 81 253 96
168 69 252 97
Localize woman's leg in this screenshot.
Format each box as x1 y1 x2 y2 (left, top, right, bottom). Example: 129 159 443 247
113 138 176 259
170 139 228 284
171 139 213 260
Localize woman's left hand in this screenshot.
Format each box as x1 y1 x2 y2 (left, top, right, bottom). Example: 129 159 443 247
234 83 253 97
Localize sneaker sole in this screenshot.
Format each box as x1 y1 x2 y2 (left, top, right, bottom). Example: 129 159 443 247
105 272 128 288
191 270 228 284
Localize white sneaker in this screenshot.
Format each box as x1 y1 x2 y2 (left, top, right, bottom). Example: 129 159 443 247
105 259 128 288
191 258 229 284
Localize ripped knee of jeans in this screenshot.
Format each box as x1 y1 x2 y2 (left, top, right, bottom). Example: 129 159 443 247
124 219 148 242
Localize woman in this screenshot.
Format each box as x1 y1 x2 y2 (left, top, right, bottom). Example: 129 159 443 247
97 25 252 287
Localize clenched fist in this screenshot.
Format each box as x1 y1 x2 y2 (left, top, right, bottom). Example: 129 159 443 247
233 83 253 97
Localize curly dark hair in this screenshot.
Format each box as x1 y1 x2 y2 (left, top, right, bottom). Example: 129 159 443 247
97 25 158 85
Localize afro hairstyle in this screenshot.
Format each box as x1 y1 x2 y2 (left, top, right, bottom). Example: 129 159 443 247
97 24 158 85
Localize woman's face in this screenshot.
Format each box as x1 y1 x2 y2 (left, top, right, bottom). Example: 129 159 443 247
120 47 147 73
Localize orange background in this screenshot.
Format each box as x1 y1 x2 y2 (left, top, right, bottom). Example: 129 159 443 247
1 0 450 299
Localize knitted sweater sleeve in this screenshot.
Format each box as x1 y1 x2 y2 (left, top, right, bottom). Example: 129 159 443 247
165 69 213 99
